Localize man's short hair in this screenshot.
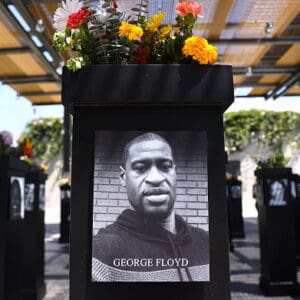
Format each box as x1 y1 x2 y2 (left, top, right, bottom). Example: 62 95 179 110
121 132 172 167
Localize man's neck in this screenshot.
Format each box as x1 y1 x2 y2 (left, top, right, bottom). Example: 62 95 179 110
158 210 176 234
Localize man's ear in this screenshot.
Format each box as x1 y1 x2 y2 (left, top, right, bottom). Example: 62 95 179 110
119 166 126 187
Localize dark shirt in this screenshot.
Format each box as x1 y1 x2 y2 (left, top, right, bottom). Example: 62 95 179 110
92 209 209 282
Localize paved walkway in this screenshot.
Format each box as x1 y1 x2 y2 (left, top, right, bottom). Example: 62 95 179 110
43 224 69 300
230 218 300 299
42 218 300 299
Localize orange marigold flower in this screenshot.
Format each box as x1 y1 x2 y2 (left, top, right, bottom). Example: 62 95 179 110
119 22 143 40
176 1 203 17
66 8 90 29
206 44 218 64
182 36 217 64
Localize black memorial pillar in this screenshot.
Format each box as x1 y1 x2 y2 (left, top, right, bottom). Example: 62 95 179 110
59 183 71 243
0 155 29 300
62 64 234 300
226 177 244 239
22 168 47 299
256 168 299 296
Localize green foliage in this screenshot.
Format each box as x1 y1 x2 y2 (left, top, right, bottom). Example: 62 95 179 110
224 110 300 154
255 152 288 169
83 0 125 64
18 118 63 165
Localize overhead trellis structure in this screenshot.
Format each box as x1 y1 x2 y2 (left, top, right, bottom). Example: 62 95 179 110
0 0 300 104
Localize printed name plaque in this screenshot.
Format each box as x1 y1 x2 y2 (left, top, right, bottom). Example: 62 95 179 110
62 64 234 300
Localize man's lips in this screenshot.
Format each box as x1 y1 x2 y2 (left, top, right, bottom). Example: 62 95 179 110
143 188 169 196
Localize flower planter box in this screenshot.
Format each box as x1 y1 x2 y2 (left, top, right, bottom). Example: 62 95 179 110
62 64 233 108
0 155 29 300
255 168 299 295
62 64 234 300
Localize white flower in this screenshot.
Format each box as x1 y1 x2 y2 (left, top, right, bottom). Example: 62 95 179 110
53 31 65 41
66 56 85 71
66 36 72 45
88 1 109 24
94 8 109 23
53 0 83 32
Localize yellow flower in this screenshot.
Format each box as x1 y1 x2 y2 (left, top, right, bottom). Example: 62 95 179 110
119 22 143 40
160 25 172 38
182 36 218 64
40 163 49 172
206 44 218 64
147 12 166 32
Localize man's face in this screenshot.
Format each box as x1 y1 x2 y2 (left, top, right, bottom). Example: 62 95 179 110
120 139 176 220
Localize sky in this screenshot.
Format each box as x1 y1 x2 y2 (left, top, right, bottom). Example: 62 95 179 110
0 83 299 145
0 83 63 145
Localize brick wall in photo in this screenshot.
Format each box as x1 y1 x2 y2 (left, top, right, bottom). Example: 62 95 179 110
93 131 208 236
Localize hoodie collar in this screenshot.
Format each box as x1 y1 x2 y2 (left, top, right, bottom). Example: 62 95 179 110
115 209 192 245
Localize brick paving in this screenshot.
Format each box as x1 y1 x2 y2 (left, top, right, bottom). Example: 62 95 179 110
42 218 300 299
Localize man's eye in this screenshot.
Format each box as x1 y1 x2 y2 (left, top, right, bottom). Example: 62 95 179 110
160 162 173 171
133 164 147 172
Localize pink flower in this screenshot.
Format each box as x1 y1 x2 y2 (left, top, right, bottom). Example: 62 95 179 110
176 1 203 17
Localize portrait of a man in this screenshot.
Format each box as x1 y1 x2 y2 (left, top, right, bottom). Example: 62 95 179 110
39 184 45 211
92 131 209 282
25 183 35 211
268 179 287 206
10 176 25 220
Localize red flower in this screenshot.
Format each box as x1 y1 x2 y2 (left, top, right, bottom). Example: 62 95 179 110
135 46 149 64
67 8 90 29
22 146 32 158
112 2 118 9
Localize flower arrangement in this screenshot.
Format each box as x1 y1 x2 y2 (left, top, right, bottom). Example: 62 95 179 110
0 130 48 172
53 0 218 71
253 152 288 170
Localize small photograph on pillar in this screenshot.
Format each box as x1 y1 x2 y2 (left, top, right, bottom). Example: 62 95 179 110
24 183 35 211
229 185 241 199
266 179 288 206
91 131 209 282
39 184 46 211
9 176 25 220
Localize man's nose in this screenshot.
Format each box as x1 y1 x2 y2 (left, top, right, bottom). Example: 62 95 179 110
145 166 165 185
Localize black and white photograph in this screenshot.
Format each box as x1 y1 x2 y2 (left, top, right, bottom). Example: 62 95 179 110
267 179 288 206
24 183 35 211
296 181 300 199
39 184 45 211
92 131 209 282
9 176 25 220
229 185 241 199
